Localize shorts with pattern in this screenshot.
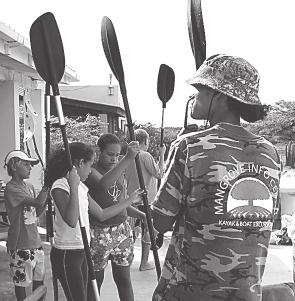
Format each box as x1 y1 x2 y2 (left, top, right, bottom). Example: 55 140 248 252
90 220 134 271
9 248 45 287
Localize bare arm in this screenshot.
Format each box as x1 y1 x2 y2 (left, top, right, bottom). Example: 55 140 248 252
36 196 48 217
127 205 146 221
23 186 49 208
143 145 166 180
89 189 143 221
158 145 166 178
99 141 140 189
51 168 80 228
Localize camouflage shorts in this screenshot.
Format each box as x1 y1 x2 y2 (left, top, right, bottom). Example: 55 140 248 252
90 220 134 271
9 248 45 287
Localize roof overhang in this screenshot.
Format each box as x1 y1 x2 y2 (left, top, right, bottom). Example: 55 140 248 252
0 21 79 84
59 85 125 117
60 97 126 117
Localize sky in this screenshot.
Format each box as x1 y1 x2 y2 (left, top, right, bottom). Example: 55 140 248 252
1 0 295 127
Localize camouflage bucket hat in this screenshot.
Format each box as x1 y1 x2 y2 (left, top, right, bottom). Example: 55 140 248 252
187 54 261 105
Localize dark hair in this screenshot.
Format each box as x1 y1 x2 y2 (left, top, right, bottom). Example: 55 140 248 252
135 129 149 145
44 142 94 188
227 97 270 122
6 158 21 176
97 133 120 151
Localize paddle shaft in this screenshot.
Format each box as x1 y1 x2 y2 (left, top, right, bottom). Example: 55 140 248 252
45 83 54 244
44 83 59 301
121 84 161 280
45 83 51 158
31 13 100 300
79 212 100 301
51 82 100 300
100 15 161 279
160 107 165 147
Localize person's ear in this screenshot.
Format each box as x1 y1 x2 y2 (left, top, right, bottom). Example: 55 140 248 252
78 159 84 167
72 158 82 168
213 92 227 107
11 162 17 172
213 91 223 100
11 159 20 171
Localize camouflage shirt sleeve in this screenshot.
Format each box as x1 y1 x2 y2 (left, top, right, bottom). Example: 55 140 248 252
152 138 190 225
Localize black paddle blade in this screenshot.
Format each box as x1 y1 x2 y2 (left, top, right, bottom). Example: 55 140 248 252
101 16 125 84
157 64 175 108
187 0 206 70
30 12 65 85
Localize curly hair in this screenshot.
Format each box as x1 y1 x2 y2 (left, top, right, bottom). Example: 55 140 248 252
44 142 94 188
227 97 270 123
97 133 120 151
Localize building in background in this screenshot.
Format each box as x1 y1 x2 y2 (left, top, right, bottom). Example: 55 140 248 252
0 21 125 190
59 84 126 134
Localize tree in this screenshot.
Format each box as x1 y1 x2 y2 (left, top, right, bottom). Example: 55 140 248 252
134 123 181 160
120 122 181 160
245 100 295 143
50 114 105 149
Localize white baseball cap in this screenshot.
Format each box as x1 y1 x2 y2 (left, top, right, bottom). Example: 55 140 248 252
4 150 39 167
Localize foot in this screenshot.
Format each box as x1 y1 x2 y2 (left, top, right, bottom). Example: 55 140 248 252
139 262 155 271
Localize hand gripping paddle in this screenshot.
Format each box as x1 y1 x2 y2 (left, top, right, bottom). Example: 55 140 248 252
30 12 100 301
101 16 162 280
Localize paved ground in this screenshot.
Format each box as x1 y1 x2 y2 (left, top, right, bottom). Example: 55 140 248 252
0 233 294 301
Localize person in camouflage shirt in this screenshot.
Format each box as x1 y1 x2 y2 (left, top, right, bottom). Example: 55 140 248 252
151 54 281 301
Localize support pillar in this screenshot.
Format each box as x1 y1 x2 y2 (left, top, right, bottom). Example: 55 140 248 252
0 80 19 183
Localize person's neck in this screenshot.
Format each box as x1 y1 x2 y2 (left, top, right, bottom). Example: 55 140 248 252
95 161 110 174
11 175 25 185
139 144 147 151
209 115 241 127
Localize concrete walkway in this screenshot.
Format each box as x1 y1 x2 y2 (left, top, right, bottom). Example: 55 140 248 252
45 233 170 301
0 235 294 301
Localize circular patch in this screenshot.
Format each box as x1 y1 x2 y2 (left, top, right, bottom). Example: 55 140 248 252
225 177 273 221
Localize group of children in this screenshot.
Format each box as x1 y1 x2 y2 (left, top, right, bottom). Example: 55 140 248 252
3 132 160 301
3 54 284 301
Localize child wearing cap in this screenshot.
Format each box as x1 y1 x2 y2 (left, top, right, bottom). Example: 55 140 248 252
4 150 48 301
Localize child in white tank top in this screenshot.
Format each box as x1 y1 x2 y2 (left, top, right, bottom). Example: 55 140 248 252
45 142 142 301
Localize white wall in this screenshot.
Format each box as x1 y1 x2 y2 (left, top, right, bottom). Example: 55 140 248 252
281 193 295 215
0 81 44 191
0 80 19 183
